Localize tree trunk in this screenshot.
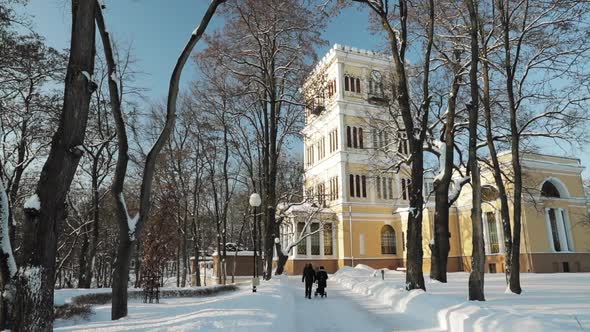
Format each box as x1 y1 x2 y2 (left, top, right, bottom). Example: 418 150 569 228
111 237 133 320
430 61 460 283
77 232 91 287
193 239 201 286
406 147 426 291
274 243 288 275
134 242 141 288
181 233 187 287
176 244 181 287
8 116 28 246
78 171 100 288
480 43 513 286
466 0 485 301
498 0 523 295
12 1 97 330
430 195 450 282
96 0 224 319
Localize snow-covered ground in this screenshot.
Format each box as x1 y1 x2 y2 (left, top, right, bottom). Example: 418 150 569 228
334 265 589 331
54 268 590 331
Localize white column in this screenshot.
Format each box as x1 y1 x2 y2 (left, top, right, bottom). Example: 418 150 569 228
495 212 505 254
544 208 556 252
336 61 345 101
306 226 311 256
359 233 365 256
482 212 491 254
555 208 570 252
320 225 325 257
562 209 575 252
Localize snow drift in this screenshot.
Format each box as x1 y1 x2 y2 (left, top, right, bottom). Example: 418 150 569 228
333 265 565 332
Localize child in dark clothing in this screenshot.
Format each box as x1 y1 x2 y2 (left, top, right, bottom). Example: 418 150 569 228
315 266 328 298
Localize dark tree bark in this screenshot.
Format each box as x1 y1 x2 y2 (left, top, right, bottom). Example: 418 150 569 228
479 19 513 286
497 0 522 294
96 0 224 319
465 0 485 301
430 58 461 282
11 1 97 330
353 0 434 291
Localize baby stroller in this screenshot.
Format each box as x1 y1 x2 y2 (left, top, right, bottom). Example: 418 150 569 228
314 266 328 298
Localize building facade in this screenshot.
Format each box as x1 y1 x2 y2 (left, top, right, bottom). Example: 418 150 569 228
281 44 590 275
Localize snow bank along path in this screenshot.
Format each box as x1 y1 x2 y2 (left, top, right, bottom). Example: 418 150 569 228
288 274 443 331
54 283 287 331
332 265 567 332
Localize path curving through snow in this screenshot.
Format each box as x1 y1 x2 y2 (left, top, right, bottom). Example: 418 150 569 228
54 275 438 331
288 276 442 332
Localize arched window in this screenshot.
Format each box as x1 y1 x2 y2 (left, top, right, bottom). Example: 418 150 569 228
541 180 574 252
541 181 561 198
381 225 397 254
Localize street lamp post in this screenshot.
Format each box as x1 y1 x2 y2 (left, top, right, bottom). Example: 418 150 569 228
249 193 261 293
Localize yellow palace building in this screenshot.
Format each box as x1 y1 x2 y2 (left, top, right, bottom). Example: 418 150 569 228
280 44 590 275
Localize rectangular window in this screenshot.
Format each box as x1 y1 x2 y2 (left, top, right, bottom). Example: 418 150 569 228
345 76 350 91
355 175 361 197
353 127 358 148
297 222 306 255
349 174 354 197
324 224 333 255
388 178 393 199
373 130 378 149
346 126 352 148
311 223 320 255
486 212 500 254
361 175 367 198
376 176 381 199
359 128 364 148
402 179 407 200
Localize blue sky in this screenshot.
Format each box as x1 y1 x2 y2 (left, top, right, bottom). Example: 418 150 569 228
23 0 377 100
21 0 590 177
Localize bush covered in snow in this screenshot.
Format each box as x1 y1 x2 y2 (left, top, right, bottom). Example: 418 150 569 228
69 285 239 306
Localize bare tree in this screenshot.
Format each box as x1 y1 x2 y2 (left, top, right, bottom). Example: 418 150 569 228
95 0 225 320
489 0 590 294
7 1 98 330
465 0 485 301
351 0 435 291
202 0 326 279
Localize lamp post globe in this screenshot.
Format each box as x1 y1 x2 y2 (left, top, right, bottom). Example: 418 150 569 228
249 192 261 292
249 193 261 207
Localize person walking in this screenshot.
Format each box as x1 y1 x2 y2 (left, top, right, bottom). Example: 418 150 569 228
301 263 315 299
315 266 328 298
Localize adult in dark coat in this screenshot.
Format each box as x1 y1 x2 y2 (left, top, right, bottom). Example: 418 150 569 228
315 266 328 297
301 263 315 299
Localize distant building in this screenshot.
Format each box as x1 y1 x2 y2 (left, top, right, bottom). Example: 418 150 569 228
280 44 590 275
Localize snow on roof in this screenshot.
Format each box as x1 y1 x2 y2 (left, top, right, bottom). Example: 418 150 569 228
278 202 333 215
211 251 255 257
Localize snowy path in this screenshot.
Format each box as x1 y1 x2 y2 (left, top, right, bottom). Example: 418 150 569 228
54 276 440 331
288 277 442 332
